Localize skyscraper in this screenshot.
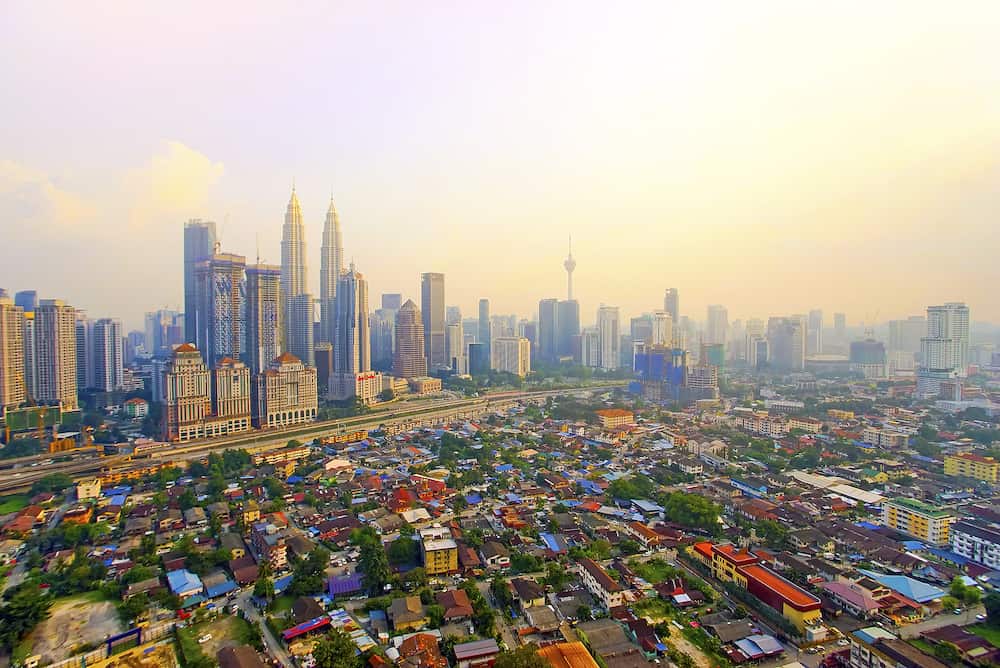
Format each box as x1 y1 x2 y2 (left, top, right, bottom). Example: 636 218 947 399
0 295 25 410
420 273 445 369
664 288 679 324
14 290 36 313
651 311 672 346
319 196 344 344
370 308 396 371
917 302 970 398
75 312 95 390
194 251 246 365
766 316 805 371
537 298 559 363
706 305 728 347
35 299 78 408
446 322 464 373
382 294 403 311
564 236 576 300
833 312 847 344
91 318 123 391
492 337 531 377
245 264 281 374
556 300 580 358
807 309 824 355
22 312 36 400
183 220 217 344
478 299 491 361
334 264 370 377
596 306 620 371
286 294 315 367
281 187 308 350
394 299 427 378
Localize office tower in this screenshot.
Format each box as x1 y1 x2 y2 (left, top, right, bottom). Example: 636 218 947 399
492 337 531 377
183 220 217 344
477 299 491 363
651 311 672 347
245 264 281 374
596 306 620 371
124 331 144 365
93 318 123 391
446 322 464 373
833 312 846 342
556 300 580 358
314 342 333 394
370 309 396 371
212 357 251 426
144 309 179 357
35 299 78 408
706 305 728 346
320 197 344 344
631 315 653 346
281 188 308 348
420 273 446 369
889 317 926 355
580 328 601 368
75 313 95 390
0 296 25 409
664 288 679 323
766 316 805 371
744 318 765 366
807 310 823 355
850 339 887 379
446 306 462 326
333 264 370 376
393 299 427 378
163 344 212 441
14 291 36 313
286 293 315 367
22 312 36 400
538 298 559 363
467 343 489 376
564 236 576 300
194 251 246 365
382 294 403 311
917 302 970 398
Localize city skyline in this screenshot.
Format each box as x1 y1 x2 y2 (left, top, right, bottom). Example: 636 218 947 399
3 4 1000 327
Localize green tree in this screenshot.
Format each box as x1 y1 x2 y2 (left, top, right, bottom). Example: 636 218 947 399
543 562 569 591
963 587 981 607
932 642 962 665
493 645 549 668
352 527 391 595
312 629 363 668
0 584 53 651
254 562 275 602
983 592 1000 626
949 577 967 600
119 593 150 624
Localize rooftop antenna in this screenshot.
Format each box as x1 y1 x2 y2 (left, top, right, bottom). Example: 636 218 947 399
256 233 261 265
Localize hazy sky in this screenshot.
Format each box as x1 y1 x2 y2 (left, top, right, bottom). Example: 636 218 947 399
3 2 999 330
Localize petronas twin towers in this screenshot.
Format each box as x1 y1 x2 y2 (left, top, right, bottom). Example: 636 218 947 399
280 187 358 378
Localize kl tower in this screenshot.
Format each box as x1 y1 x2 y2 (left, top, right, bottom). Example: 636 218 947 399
563 235 576 300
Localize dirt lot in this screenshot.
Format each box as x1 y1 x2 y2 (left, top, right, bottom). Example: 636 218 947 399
667 632 713 668
185 615 252 659
105 642 178 668
29 593 125 664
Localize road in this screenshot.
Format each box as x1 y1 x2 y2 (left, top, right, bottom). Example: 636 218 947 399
476 580 519 651
897 604 985 638
235 588 294 668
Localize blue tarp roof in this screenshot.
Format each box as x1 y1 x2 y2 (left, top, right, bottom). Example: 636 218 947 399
108 494 127 506
465 494 483 505
902 540 926 550
167 569 203 596
205 579 237 598
328 572 364 596
286 475 304 484
495 464 514 472
274 574 294 594
855 521 881 530
856 569 945 603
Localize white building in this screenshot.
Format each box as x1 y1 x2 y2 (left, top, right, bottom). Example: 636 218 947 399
491 337 530 377
951 520 1000 569
35 299 78 409
596 306 620 371
93 318 124 391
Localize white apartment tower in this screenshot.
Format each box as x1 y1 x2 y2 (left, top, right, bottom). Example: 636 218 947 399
93 318 124 391
35 299 78 409
0 296 25 409
492 336 531 377
597 306 620 371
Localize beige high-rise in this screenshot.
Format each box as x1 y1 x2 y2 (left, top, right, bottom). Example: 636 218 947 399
0 296 25 410
254 352 318 429
35 299 78 409
393 300 427 378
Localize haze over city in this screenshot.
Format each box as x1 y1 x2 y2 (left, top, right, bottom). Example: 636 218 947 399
3 2 1000 329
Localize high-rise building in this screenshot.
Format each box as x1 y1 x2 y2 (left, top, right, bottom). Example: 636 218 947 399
492 337 531 377
183 220 217 344
745 318 765 367
631 314 653 346
314 342 333 395
14 290 37 313
245 264 281 375
706 305 728 347
766 316 805 371
580 328 601 368
664 288 679 324
446 322 464 373
370 308 396 371
255 352 318 429
467 342 489 376
850 339 887 379
93 318 123 391
286 293 315 367
833 312 847 345
420 273 446 369
478 299 491 360
163 343 212 441
35 299 77 408
597 306 620 371
319 197 344 345
651 311 672 347
538 298 559 363
281 188 308 349
446 306 462 326
382 294 403 311
194 251 246 365
393 300 427 378
144 309 181 358
333 264 370 377
0 296 25 410
212 357 252 430
807 310 824 355
917 302 970 398
556 300 580 358
889 317 925 355
22 312 36 400
564 236 576 300
75 313 95 390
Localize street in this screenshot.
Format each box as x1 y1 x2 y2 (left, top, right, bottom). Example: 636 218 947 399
235 588 294 667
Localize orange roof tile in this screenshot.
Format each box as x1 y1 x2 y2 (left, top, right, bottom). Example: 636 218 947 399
738 563 821 610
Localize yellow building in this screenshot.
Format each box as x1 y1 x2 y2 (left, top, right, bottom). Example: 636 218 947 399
420 526 459 575
76 478 101 501
944 453 1000 483
827 409 854 420
883 498 954 546
241 501 261 526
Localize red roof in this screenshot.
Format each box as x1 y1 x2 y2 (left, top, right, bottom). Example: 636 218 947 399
713 543 759 566
174 343 198 353
274 352 301 364
739 563 821 609
692 541 714 560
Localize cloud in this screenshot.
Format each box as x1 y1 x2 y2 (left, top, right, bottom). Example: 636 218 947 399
121 140 225 227
0 159 95 227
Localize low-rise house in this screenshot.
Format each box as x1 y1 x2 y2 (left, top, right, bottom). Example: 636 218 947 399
479 541 510 569
389 596 429 631
436 589 473 621
398 632 447 668
511 577 546 610
453 639 500 668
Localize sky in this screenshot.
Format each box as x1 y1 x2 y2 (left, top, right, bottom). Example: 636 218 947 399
2 2 999 331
